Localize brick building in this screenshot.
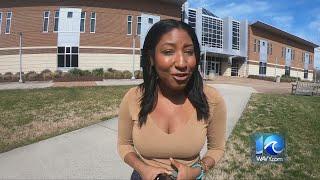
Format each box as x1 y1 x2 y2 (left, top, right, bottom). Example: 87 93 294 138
247 21 318 81
0 0 185 74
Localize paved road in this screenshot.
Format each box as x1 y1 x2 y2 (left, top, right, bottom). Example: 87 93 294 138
0 84 256 179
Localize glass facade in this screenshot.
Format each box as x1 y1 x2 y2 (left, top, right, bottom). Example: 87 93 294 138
201 15 223 48
232 21 240 50
188 9 196 30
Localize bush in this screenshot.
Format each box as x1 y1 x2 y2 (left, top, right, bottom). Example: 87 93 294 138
3 72 13 81
107 68 116 72
82 70 92 76
68 68 84 77
92 68 104 77
134 70 143 79
280 75 300 82
247 75 275 82
104 71 114 79
53 70 63 78
122 70 133 79
40 69 53 81
25 71 39 81
113 70 123 79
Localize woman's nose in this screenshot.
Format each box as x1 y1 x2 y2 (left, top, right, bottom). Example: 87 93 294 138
174 51 187 71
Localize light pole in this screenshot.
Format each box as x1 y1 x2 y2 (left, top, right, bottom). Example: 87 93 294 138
131 35 137 80
315 66 319 83
19 32 23 83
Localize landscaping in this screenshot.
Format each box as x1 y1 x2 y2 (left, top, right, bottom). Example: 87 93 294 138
247 74 306 83
0 68 143 83
207 94 320 179
0 85 133 153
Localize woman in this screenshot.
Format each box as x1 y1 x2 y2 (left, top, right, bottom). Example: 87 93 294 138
117 19 226 180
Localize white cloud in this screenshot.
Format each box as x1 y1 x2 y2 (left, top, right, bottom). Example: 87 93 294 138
213 1 271 19
271 15 294 30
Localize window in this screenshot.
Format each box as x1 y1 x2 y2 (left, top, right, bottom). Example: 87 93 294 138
0 12 2 34
232 21 240 50
67 12 73 18
282 47 285 58
57 46 79 68
304 69 308 79
254 39 257 52
43 11 50 32
5 11 12 34
54 11 59 32
302 52 305 63
136 16 141 35
127 15 132 35
257 40 260 53
201 16 223 48
267 43 272 55
90 12 96 33
148 18 153 24
285 66 290 76
80 12 86 32
259 62 267 76
292 49 295 61
309 55 312 64
188 9 196 30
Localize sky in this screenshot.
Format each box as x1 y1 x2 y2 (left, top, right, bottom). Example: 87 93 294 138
188 0 320 69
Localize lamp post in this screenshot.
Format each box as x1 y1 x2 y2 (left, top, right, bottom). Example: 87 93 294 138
131 35 137 80
19 32 23 83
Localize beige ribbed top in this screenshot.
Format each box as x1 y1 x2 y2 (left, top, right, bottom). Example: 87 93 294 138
117 85 227 171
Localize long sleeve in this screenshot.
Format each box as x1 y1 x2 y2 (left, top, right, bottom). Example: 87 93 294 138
204 88 227 164
117 88 137 160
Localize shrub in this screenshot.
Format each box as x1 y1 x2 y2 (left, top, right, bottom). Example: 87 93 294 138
82 70 92 76
280 75 300 82
104 71 114 79
92 68 104 77
40 69 53 81
122 70 133 79
68 68 84 77
25 71 39 81
53 70 63 78
247 75 275 82
113 70 123 79
3 72 13 81
134 70 143 79
107 68 116 72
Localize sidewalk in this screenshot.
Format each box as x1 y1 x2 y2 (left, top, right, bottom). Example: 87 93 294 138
0 84 256 179
0 79 143 90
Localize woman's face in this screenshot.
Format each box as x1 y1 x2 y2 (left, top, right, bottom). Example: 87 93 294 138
153 28 197 91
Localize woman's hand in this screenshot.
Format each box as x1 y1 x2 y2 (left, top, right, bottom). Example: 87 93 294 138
138 164 172 180
170 158 201 180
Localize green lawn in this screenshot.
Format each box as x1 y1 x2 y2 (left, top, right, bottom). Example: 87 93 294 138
207 94 320 179
0 86 133 153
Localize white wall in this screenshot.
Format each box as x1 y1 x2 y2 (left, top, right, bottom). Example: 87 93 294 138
247 61 313 81
0 54 56 74
79 53 141 71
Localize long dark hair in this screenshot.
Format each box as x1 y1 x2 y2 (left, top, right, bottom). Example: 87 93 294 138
138 19 209 127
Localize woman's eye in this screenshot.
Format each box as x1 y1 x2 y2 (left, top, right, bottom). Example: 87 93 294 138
162 50 174 55
185 50 194 55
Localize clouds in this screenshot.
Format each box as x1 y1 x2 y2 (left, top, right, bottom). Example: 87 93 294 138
187 0 320 45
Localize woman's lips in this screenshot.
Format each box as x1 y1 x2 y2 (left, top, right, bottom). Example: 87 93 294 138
171 73 189 81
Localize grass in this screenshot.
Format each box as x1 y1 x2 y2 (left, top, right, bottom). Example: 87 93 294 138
0 86 133 153
206 94 320 179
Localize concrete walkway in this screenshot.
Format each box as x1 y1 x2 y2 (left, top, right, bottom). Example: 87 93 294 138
0 79 143 90
0 84 256 179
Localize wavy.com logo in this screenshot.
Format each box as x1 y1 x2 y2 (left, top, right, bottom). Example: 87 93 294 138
252 133 286 162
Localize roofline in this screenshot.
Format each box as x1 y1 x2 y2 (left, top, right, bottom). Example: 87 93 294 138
250 21 319 48
159 0 187 6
